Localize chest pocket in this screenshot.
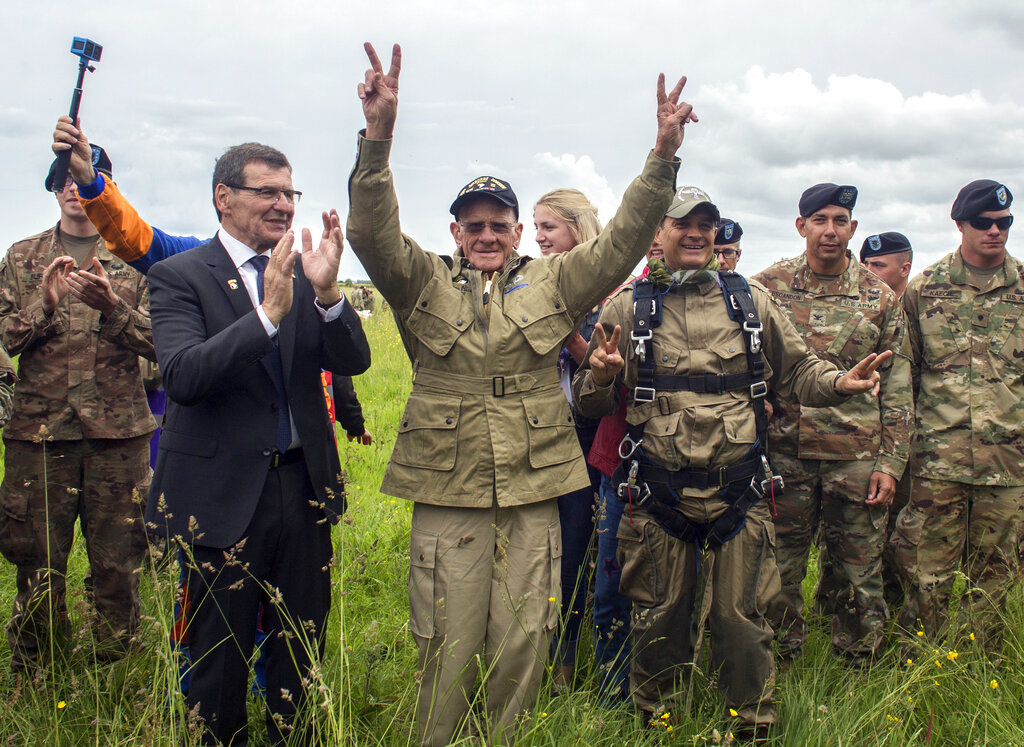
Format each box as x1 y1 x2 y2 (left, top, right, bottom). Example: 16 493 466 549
406 275 475 357
504 279 574 355
993 298 1024 374
918 290 969 365
825 312 883 365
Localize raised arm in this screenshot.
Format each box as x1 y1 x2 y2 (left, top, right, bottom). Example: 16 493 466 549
53 116 204 273
346 43 443 311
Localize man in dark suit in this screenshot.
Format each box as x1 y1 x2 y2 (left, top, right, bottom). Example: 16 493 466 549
144 142 371 745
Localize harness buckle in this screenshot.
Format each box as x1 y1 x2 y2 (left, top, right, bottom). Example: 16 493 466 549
749 381 768 399
742 320 763 354
618 435 642 460
633 386 656 403
758 454 784 495
631 327 652 362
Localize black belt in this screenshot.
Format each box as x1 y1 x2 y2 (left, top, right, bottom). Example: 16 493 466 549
650 371 765 395
639 458 760 490
270 448 304 469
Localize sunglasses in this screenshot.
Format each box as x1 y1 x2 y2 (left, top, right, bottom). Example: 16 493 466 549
968 215 1013 231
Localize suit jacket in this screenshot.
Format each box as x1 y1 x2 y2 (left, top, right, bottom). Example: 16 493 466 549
145 236 371 548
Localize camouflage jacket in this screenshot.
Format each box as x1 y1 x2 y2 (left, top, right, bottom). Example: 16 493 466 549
753 251 913 478
902 249 1024 486
0 343 14 429
346 135 678 507
0 226 156 441
573 273 848 512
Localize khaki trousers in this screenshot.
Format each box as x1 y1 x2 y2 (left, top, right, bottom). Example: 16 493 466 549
617 501 779 727
409 499 561 747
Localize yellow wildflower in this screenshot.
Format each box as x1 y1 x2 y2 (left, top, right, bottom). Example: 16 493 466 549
946 650 958 661
548 597 556 603
990 679 999 690
729 708 739 717
969 632 976 641
661 713 670 720
57 701 66 709
541 712 548 718
905 658 913 666
916 630 924 637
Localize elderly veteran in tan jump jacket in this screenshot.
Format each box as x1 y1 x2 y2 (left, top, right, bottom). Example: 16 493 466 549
346 43 695 746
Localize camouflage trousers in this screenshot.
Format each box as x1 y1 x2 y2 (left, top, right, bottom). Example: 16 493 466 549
815 472 912 614
617 501 780 728
0 436 151 670
766 456 888 659
893 477 1024 650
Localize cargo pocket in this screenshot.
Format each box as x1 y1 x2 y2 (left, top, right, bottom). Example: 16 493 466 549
743 519 780 617
393 394 461 470
523 390 576 468
408 529 439 640
545 522 563 631
0 486 36 566
616 518 663 606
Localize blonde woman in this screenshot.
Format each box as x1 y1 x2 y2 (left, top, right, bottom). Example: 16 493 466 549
533 189 606 689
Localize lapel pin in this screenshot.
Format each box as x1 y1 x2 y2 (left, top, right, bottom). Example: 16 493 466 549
227 279 238 290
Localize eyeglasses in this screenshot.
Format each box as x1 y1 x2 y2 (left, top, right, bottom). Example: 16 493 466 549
714 249 740 259
968 215 1013 231
459 221 517 235
225 184 302 204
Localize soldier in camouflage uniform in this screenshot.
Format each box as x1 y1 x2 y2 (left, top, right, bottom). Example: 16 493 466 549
894 180 1024 650
0 148 155 671
346 44 693 747
754 184 914 662
0 346 14 428
816 232 916 614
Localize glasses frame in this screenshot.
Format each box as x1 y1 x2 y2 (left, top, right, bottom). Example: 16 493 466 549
458 220 517 236
224 183 302 204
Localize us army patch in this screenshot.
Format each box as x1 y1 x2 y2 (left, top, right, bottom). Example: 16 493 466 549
839 299 880 310
1004 293 1024 304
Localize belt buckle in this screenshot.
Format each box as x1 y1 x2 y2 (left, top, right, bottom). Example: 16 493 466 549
271 450 283 468
749 381 768 399
633 386 655 403
492 376 506 397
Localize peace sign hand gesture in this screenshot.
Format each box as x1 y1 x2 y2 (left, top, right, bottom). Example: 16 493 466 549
653 74 698 161
589 324 625 387
359 42 402 140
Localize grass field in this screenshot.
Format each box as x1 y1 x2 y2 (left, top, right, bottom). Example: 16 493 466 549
1 304 1023 745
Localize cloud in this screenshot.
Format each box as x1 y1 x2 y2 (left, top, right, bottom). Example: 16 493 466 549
679 67 1024 275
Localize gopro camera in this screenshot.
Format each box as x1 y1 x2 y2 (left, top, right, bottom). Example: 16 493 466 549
71 37 102 63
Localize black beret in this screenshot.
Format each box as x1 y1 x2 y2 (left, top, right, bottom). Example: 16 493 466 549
799 183 858 217
46 144 112 192
950 179 1012 221
715 218 743 245
860 232 911 263
449 176 519 219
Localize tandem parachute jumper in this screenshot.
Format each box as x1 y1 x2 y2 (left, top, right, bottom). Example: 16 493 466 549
612 271 783 549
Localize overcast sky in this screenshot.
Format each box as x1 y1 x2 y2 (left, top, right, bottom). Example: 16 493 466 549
4 0 1024 281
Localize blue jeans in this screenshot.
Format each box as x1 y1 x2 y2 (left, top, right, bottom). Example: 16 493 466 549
552 483 596 669
593 474 632 700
